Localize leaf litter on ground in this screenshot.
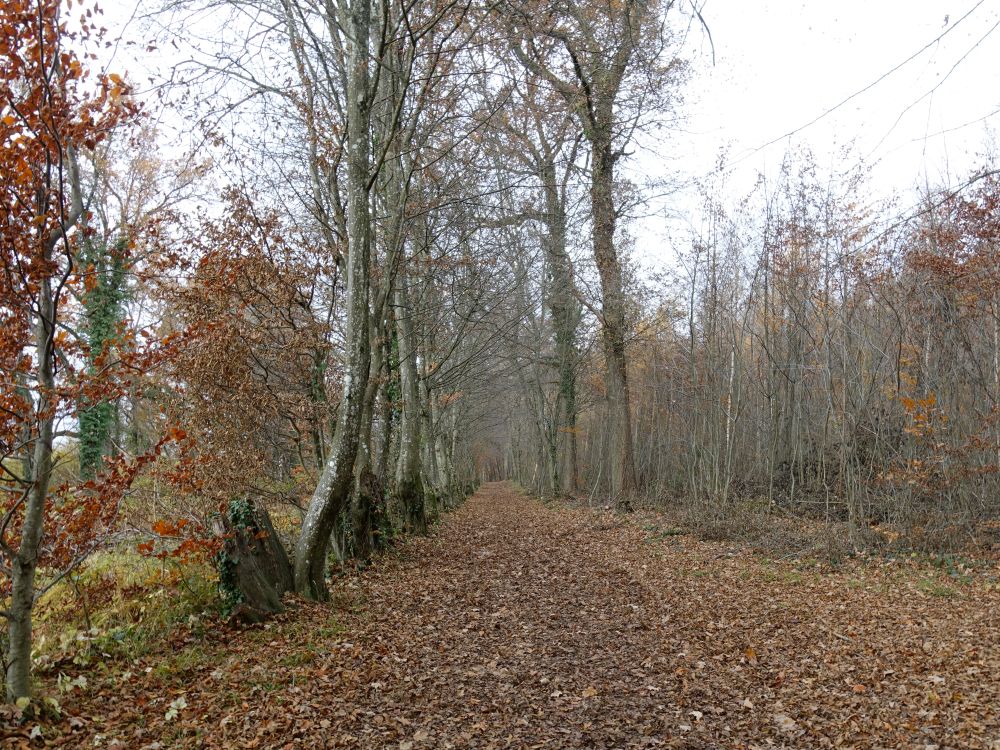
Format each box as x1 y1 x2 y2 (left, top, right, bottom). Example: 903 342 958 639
3 481 999 748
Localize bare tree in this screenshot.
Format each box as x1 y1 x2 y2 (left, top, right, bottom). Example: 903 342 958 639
499 0 684 500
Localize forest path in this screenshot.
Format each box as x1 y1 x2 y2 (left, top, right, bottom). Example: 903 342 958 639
59 482 1000 748
334 481 686 747
265 481 999 749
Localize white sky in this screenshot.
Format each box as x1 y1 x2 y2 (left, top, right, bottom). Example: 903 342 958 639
103 0 1000 265
637 0 1000 248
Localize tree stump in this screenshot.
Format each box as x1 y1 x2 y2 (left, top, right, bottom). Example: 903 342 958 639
216 498 293 623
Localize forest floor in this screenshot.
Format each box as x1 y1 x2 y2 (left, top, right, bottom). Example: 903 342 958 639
6 481 1000 749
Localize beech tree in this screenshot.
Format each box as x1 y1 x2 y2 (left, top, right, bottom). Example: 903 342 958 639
0 0 140 700
291 0 375 599
500 0 685 500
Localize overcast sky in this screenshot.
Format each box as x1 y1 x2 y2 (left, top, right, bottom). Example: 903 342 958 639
106 0 1000 263
651 0 999 202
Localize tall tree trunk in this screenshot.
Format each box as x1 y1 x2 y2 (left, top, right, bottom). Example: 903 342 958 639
351 315 387 561
309 348 328 471
6 276 55 702
540 156 580 495
591 131 636 500
293 0 372 600
78 239 126 479
375 320 396 487
394 269 426 533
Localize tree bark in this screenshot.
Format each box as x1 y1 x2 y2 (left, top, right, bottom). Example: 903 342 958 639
6 275 55 702
591 130 637 499
351 316 387 560
217 500 293 624
540 154 580 495
394 269 426 533
293 0 372 600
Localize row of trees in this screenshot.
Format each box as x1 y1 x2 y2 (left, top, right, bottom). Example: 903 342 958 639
0 0 687 701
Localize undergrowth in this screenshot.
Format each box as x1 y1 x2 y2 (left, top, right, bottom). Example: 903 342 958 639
33 549 218 671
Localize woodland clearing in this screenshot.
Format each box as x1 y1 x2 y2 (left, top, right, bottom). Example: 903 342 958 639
5 482 999 749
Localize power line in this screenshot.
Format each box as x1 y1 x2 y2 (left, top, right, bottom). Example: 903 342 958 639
861 168 1000 253
639 1 995 211
866 12 1000 160
719 0 989 172
885 102 1000 157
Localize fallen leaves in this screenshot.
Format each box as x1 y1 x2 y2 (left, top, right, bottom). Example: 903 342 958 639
8 482 1000 748
164 696 187 721
772 712 798 732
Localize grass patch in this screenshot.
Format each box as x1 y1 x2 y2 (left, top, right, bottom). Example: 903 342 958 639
278 648 318 669
916 578 959 598
151 644 209 680
33 549 218 672
314 621 349 641
642 523 685 544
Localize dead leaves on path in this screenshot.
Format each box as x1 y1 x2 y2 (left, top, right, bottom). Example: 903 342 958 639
7 482 1000 748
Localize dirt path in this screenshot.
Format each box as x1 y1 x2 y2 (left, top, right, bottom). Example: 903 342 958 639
44 482 1000 747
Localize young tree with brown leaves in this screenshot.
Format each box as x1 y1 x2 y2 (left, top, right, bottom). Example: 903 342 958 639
0 0 140 700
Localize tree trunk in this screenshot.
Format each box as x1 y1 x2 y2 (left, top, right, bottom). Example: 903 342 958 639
540 155 580 495
293 0 372 600
394 270 426 533
375 323 395 488
353 466 384 556
591 131 637 500
78 239 126 479
351 318 386 561
6 277 55 702
217 500 293 623
309 348 328 471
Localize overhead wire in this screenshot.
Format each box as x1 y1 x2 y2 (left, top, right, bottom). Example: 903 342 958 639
639 0 993 207
866 11 1000 161
720 0 990 172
